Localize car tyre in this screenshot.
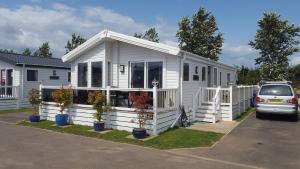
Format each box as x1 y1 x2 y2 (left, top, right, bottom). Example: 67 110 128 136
291 113 299 122
256 111 263 119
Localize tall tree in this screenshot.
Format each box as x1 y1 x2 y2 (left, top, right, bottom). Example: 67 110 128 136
34 42 52 57
249 12 300 81
237 65 261 85
176 7 223 61
134 27 159 42
22 48 32 56
65 33 86 54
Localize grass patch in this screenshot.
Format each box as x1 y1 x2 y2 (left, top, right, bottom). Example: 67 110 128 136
20 120 223 149
0 108 33 115
235 108 255 122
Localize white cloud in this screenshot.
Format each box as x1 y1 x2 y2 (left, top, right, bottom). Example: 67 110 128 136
222 43 257 56
290 56 300 66
0 3 177 57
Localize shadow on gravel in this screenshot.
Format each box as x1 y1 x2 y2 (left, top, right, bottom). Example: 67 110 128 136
256 113 299 122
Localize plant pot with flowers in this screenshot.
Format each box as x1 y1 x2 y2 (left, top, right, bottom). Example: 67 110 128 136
27 88 42 122
52 86 72 126
88 91 110 132
128 92 153 139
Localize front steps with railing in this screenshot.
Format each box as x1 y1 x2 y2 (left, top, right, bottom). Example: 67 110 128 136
194 102 216 123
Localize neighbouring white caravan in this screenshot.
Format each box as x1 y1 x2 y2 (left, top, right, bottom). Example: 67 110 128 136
0 53 70 109
40 30 255 134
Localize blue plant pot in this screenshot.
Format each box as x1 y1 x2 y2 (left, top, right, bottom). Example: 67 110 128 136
93 122 105 131
55 114 69 126
132 128 147 139
28 115 40 122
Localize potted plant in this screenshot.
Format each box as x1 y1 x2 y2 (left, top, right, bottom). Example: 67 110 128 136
27 88 42 122
88 91 110 131
52 86 72 126
128 92 153 139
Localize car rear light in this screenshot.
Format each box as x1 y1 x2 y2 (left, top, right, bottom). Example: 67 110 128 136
287 98 298 105
256 97 265 103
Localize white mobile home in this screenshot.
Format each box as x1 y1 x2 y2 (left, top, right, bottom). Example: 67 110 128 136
0 53 70 109
40 30 255 134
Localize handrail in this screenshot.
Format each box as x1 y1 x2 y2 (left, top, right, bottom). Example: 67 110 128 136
212 86 221 123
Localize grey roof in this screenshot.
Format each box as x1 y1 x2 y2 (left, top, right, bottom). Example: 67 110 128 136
0 52 70 69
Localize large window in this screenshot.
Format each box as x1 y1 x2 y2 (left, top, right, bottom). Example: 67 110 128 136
107 62 111 86
27 70 38 81
68 72 71 82
6 69 13 86
202 67 206 81
219 72 222 86
92 61 103 87
183 63 189 81
148 62 163 88
78 63 87 87
131 62 145 88
227 73 230 86
213 68 217 86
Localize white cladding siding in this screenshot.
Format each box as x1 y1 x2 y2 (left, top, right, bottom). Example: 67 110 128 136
0 60 21 86
23 67 69 98
71 43 105 87
112 42 178 88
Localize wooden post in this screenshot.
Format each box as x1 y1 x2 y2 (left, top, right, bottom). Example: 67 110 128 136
106 86 111 129
39 82 43 118
152 85 158 135
229 85 233 120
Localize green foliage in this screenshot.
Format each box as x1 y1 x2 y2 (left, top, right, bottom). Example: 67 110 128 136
22 48 32 56
52 87 72 113
289 64 300 88
87 91 109 122
249 12 300 81
0 49 16 54
27 89 41 116
34 42 52 57
237 66 261 85
176 7 223 61
134 27 159 42
65 33 86 54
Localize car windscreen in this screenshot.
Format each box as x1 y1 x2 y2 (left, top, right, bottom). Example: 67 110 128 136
259 85 293 96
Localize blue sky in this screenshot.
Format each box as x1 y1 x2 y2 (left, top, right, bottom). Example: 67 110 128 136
0 0 299 67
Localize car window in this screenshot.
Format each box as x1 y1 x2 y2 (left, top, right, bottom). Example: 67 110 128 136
259 85 293 96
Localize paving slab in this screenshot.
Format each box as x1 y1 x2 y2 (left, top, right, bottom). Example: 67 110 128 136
188 121 239 134
0 121 258 169
0 112 29 124
170 113 300 169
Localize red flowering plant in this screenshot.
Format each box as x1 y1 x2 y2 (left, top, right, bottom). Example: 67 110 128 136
128 92 153 129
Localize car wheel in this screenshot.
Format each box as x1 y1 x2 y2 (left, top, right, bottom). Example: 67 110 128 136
291 113 299 122
256 112 263 119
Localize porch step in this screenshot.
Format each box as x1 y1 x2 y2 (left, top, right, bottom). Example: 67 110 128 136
194 111 215 123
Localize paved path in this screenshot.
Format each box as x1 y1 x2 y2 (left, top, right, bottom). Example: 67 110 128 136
0 122 258 169
171 113 300 169
0 112 28 124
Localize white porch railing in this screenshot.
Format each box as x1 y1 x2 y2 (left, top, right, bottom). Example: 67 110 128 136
192 85 259 122
0 86 19 99
40 85 179 134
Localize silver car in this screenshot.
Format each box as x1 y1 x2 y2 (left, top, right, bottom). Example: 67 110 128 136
256 82 298 118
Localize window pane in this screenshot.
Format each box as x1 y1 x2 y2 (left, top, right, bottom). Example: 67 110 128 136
78 63 87 87
92 61 102 87
68 72 71 82
259 85 293 96
202 67 206 81
131 62 144 88
227 73 230 86
183 63 189 81
107 62 111 86
213 68 217 86
27 70 38 81
1 69 5 85
7 69 13 86
219 72 222 85
148 62 163 88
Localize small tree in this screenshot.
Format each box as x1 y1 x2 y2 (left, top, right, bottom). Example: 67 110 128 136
87 91 109 122
34 42 52 57
52 87 72 114
65 33 86 54
22 48 32 56
128 92 153 128
134 27 159 42
28 89 41 116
